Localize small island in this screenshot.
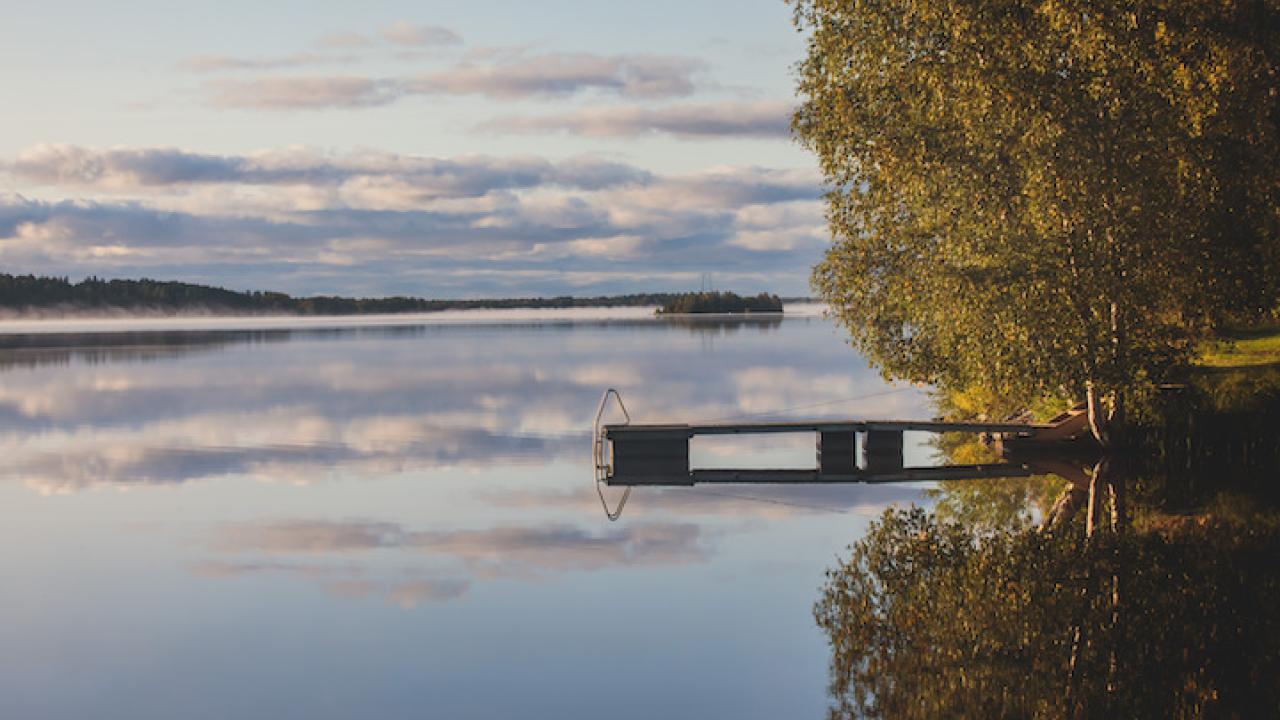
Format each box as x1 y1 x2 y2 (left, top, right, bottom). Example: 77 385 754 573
656 291 784 315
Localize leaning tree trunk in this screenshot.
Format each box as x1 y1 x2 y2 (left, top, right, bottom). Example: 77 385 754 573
1041 479 1090 532
1086 382 1126 448
1086 381 1112 447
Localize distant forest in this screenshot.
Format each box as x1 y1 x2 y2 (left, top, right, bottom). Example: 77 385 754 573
0 274 792 315
657 291 784 314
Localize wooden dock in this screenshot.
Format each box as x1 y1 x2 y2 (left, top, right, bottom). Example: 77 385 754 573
593 389 1086 488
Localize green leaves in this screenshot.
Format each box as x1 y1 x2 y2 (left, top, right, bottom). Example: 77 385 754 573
792 0 1280 405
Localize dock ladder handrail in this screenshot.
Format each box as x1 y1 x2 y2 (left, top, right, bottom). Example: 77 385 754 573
593 388 631 520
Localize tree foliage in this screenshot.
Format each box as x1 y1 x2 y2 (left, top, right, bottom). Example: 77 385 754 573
792 0 1280 420
0 274 700 315
656 291 783 314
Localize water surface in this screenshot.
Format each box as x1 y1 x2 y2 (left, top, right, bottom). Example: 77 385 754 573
0 307 934 719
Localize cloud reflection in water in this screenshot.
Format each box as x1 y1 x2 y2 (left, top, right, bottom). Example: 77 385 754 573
0 312 933 605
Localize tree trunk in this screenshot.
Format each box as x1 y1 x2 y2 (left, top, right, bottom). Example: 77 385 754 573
1104 460 1126 697
1086 381 1111 447
1086 382 1126 448
1085 457 1109 539
1106 461 1127 535
1106 297 1126 444
1041 481 1090 532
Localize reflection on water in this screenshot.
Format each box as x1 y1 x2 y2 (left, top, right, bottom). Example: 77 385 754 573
820 409 1280 718
0 310 933 720
818 502 1280 717
12 310 1267 718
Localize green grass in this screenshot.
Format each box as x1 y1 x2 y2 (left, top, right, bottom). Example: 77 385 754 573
1198 323 1280 369
1187 323 1280 411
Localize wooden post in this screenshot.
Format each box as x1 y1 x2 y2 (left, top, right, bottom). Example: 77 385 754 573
818 431 856 475
863 430 904 473
609 427 690 484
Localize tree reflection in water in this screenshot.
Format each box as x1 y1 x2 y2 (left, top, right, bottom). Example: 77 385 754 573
815 455 1280 718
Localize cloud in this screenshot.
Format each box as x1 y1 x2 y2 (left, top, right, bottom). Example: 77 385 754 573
409 52 702 99
196 519 704 605
317 31 374 49
7 144 651 194
484 100 794 139
208 76 401 110
729 200 828 252
383 579 470 607
5 146 818 212
179 53 353 72
194 559 470 607
416 523 706 573
4 419 585 494
378 21 462 47
195 52 703 110
214 519 709 576
219 520 403 552
0 312 933 497
11 144 244 186
1 143 825 297
179 22 462 76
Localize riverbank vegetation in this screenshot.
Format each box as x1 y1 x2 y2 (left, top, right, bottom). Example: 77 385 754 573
1198 323 1280 368
834 368 1280 715
0 273 727 316
792 4 1280 713
792 0 1280 445
655 291 783 315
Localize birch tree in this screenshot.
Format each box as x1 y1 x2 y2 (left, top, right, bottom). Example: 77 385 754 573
792 0 1280 443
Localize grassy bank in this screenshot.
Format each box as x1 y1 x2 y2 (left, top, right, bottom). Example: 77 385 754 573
1197 323 1280 368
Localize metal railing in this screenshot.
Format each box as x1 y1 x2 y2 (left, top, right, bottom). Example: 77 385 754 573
592 388 631 520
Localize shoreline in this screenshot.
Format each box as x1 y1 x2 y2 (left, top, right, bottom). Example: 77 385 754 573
0 303 828 336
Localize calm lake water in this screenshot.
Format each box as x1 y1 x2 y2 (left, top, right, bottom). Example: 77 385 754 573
0 307 938 719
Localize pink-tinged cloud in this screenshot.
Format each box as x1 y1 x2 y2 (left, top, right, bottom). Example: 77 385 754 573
7 144 651 193
0 144 824 297
194 559 470 607
409 53 702 99
179 52 352 72
196 52 701 109
208 76 401 109
316 31 374 49
213 519 709 576
484 100 794 139
378 20 462 47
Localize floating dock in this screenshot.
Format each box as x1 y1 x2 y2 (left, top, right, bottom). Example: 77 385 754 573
593 389 1086 487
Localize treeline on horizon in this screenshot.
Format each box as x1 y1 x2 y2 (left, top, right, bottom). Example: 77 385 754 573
0 274 800 315
657 291 784 314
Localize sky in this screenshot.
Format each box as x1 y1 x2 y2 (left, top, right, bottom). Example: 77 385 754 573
0 0 826 298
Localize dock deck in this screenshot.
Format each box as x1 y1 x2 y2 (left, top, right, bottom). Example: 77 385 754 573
606 418 1050 437
593 389 1082 488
